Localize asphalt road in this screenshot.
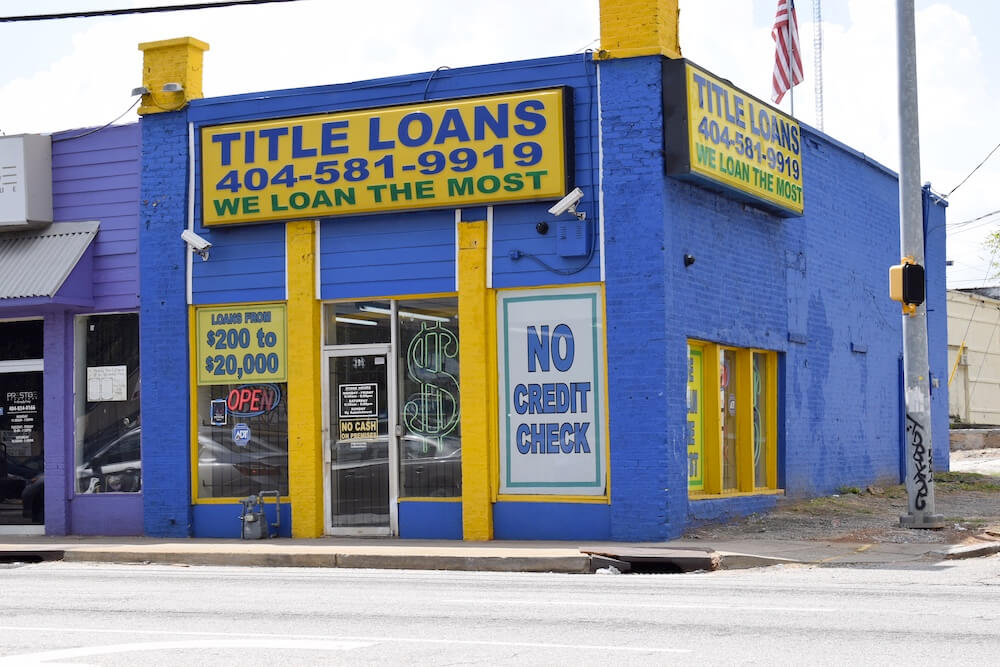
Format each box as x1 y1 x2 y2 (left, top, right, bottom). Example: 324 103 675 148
2 558 999 665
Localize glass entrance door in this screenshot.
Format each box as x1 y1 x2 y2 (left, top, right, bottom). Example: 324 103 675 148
0 369 44 528
324 348 395 534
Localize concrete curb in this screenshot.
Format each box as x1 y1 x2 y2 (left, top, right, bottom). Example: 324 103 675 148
715 551 800 570
5 537 999 573
938 542 1000 560
60 549 596 573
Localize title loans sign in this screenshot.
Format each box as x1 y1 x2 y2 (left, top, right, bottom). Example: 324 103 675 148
663 59 804 216
498 286 606 495
200 89 571 226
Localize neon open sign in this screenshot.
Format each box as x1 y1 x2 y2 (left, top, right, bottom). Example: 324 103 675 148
225 383 282 417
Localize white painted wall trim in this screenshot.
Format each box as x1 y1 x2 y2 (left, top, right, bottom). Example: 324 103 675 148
186 122 195 306
597 62 607 283
486 205 494 289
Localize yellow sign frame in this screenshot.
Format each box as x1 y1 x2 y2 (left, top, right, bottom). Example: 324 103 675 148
195 303 288 385
663 60 804 216
200 88 572 226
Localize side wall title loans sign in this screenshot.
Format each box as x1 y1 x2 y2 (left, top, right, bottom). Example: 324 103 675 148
662 59 804 217
201 88 572 226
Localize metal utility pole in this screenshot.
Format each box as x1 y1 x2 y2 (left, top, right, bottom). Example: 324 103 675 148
896 0 943 529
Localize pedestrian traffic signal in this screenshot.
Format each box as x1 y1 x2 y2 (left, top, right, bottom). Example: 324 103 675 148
889 257 924 315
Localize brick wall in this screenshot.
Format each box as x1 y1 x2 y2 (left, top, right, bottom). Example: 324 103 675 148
600 56 686 540
139 111 193 537
601 56 948 539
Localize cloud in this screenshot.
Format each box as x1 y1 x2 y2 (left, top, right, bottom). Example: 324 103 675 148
0 0 600 134
681 1 997 287
2 0 995 286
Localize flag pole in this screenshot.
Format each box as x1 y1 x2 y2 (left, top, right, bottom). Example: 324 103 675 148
789 0 795 117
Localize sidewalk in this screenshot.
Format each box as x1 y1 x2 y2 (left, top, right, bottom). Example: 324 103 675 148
1 534 997 574
3 450 997 575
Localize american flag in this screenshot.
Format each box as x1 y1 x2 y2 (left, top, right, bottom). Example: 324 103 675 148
771 0 803 104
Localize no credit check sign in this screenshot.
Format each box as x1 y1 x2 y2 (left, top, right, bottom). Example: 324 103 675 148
663 59 804 217
200 88 572 226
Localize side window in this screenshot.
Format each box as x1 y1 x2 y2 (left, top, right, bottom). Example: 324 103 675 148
687 343 704 492
688 340 778 496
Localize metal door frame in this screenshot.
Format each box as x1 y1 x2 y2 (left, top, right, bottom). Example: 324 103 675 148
321 344 398 536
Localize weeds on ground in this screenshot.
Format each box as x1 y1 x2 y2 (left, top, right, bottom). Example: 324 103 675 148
935 471 1000 492
784 495 877 516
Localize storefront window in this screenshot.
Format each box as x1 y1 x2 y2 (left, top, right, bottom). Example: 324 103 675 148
323 301 391 345
196 383 289 498
397 298 461 498
75 314 141 494
753 352 769 486
688 340 778 496
0 320 43 361
721 348 739 491
687 344 704 492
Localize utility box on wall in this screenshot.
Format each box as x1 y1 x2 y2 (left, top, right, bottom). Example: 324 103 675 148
0 134 53 231
557 219 592 257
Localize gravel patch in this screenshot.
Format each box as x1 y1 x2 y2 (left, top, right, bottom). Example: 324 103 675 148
684 451 1000 546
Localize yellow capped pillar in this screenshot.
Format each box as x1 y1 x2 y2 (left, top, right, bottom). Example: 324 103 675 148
598 0 681 59
458 221 494 540
137 36 209 115
286 221 324 537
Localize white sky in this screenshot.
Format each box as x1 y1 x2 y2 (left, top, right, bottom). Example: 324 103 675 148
1 0 996 289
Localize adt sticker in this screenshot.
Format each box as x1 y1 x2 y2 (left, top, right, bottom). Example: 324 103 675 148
232 423 251 447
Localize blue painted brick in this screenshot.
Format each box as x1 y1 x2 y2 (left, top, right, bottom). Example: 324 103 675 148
139 111 194 537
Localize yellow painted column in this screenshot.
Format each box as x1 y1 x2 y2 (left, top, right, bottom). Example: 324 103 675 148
702 342 722 494
458 221 494 540
735 349 755 492
286 221 324 537
765 352 779 490
137 36 209 115
597 0 681 60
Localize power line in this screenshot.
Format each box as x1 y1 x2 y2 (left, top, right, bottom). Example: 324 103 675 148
945 140 1000 199
949 208 1000 228
52 98 141 142
0 0 305 22
945 209 1000 236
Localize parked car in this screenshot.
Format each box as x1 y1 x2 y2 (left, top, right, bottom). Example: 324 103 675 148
197 433 289 498
400 433 461 497
1 442 42 500
77 427 142 493
326 431 461 522
21 473 43 522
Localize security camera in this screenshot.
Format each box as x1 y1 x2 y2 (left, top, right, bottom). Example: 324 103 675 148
181 229 211 260
548 187 585 219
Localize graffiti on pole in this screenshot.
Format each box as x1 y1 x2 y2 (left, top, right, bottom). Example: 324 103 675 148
906 413 931 510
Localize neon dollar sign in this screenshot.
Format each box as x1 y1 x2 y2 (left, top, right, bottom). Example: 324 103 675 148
403 322 459 452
